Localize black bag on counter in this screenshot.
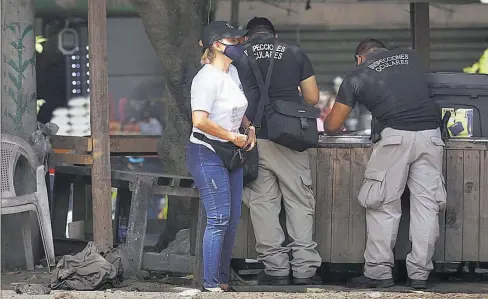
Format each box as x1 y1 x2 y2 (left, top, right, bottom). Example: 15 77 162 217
193 132 247 171
246 39 320 152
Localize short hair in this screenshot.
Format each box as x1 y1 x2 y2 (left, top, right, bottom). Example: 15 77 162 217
246 17 276 36
355 39 386 56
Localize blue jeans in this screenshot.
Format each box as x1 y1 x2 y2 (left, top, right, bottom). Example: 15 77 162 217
186 142 243 288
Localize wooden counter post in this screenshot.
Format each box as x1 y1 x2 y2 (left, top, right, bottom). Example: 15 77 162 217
88 0 113 247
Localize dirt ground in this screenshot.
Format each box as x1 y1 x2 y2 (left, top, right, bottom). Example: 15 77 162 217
3 269 488 299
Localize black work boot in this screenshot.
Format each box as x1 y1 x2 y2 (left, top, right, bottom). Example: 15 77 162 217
257 271 290 286
293 274 323 285
347 275 395 289
407 278 427 290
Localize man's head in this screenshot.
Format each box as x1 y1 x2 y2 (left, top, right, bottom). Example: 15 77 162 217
245 17 276 38
354 38 386 66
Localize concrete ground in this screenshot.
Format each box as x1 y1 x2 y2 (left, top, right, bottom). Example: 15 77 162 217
3 268 488 299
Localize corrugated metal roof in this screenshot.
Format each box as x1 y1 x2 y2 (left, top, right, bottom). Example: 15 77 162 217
276 26 488 90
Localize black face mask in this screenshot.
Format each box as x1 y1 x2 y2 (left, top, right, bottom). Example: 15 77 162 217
222 43 245 62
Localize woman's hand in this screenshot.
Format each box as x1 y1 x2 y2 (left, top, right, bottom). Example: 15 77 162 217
231 132 248 148
244 126 256 151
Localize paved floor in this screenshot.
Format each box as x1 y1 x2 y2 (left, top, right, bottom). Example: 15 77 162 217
3 289 488 299
3 268 488 299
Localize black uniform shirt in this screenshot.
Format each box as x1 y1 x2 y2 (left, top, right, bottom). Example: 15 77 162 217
234 33 315 138
336 48 440 131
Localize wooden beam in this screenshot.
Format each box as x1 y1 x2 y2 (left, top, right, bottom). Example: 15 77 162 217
51 136 92 152
410 2 430 69
88 0 113 248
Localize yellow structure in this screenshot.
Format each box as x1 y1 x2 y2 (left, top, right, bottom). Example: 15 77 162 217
464 48 488 74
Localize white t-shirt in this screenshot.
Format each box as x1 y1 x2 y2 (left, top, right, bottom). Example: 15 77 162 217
189 64 248 152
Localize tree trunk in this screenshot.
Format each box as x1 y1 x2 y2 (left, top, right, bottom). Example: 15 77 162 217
1 0 42 269
1 0 37 139
130 0 209 251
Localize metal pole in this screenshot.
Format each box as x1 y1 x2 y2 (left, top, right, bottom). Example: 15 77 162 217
88 0 113 247
230 0 239 27
410 2 430 69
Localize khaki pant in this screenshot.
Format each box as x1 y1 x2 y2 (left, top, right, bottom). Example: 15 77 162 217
360 128 447 281
243 139 322 278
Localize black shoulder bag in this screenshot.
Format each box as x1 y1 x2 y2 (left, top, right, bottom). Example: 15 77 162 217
193 132 247 171
246 39 320 152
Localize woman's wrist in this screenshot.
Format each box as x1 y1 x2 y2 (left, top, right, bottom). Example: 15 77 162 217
227 131 237 142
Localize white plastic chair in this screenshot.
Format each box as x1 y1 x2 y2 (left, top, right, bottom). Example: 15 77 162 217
1 134 56 271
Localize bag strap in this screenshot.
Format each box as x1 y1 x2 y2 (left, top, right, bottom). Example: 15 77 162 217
193 132 222 146
193 132 235 147
244 39 279 129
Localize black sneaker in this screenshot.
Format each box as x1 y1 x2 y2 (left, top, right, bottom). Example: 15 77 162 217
293 274 323 285
221 285 237 292
407 278 427 290
347 275 395 289
257 271 290 286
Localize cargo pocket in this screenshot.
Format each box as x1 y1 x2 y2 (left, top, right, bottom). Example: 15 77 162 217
430 136 445 147
435 175 447 211
358 168 387 210
300 174 315 210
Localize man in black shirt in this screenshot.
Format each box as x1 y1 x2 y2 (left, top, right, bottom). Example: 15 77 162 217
234 17 322 286
324 39 446 290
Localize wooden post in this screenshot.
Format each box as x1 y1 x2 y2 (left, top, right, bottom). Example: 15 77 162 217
88 0 113 247
230 0 240 27
410 2 430 69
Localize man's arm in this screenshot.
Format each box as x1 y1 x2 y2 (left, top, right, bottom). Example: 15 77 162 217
324 102 352 134
324 75 357 134
298 47 319 105
300 75 319 106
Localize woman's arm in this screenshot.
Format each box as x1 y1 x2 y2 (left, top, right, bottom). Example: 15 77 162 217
193 110 236 142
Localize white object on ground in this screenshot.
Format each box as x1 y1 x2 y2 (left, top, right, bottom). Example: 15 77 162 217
178 289 201 296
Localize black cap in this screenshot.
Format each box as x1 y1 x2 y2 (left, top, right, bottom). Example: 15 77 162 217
201 21 247 48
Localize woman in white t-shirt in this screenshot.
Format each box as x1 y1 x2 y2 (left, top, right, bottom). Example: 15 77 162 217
186 21 256 293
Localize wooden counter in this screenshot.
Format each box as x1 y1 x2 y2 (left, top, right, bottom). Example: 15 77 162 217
232 138 488 263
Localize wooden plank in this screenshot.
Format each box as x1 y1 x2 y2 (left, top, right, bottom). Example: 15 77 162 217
315 148 334 262
445 150 464 261
479 151 488 261
51 136 92 152
124 176 155 280
89 0 112 248
49 153 93 165
331 148 352 263
232 204 249 259
349 147 369 263
462 150 480 261
152 185 199 198
433 149 447 261
109 136 159 153
445 140 488 151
